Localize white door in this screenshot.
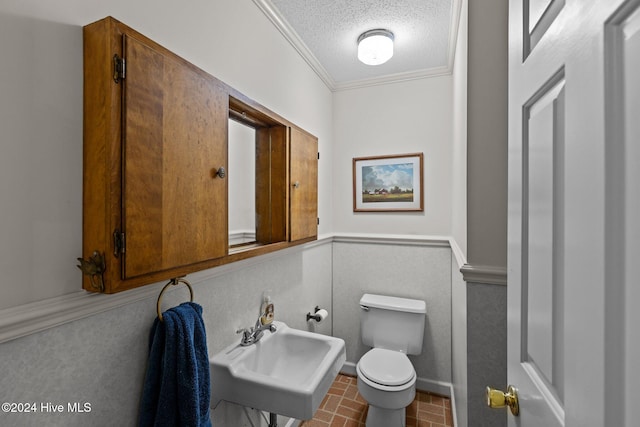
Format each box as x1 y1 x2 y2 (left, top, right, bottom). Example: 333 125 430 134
506 1 640 426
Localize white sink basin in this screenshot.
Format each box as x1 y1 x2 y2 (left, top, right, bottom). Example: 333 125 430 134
210 321 346 420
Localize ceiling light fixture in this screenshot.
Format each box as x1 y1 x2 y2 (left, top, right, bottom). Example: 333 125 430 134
357 29 394 66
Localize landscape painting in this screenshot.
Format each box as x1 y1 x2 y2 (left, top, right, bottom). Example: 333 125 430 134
353 153 424 212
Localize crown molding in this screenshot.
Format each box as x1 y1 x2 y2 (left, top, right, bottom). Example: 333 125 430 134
332 66 452 91
252 0 460 92
447 0 464 72
251 0 336 89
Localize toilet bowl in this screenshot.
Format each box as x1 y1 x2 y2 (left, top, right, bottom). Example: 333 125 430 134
356 294 426 427
356 348 416 426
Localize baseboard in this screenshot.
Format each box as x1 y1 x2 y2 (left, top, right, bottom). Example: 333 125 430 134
284 418 301 427
341 361 452 397
448 382 458 427
341 360 358 377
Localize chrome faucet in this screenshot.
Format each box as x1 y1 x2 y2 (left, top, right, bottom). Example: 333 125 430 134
236 314 277 346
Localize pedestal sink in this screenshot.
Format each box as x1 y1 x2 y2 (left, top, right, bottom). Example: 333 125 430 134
210 321 346 420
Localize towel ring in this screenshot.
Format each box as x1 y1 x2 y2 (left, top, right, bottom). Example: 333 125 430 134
157 278 194 322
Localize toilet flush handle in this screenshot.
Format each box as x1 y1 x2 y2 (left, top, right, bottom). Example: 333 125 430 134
360 305 370 311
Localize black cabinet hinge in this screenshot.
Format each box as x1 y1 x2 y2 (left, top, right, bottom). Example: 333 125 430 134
317 152 320 160
113 230 125 257
113 54 126 83
317 217 320 225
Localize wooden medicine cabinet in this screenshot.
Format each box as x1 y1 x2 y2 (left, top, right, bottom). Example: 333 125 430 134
80 17 317 294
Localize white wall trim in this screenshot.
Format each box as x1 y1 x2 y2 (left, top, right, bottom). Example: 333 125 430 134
332 67 452 92
0 286 163 345
332 233 451 248
417 378 453 398
0 234 453 344
228 230 257 246
251 0 457 92
449 237 467 269
0 237 333 344
448 0 464 74
448 381 459 427
460 264 507 286
251 0 336 89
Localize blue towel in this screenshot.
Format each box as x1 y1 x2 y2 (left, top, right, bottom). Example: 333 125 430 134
139 302 212 427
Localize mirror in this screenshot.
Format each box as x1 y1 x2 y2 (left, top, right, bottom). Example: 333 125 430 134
227 97 288 254
228 119 256 248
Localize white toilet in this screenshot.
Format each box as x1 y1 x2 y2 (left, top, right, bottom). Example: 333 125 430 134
356 293 427 427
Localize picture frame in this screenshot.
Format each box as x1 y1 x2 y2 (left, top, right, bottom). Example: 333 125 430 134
352 152 424 212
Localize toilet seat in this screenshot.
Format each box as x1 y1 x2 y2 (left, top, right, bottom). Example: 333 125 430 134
358 348 415 387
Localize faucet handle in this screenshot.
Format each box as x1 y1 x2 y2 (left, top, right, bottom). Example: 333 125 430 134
236 327 251 337
236 327 253 346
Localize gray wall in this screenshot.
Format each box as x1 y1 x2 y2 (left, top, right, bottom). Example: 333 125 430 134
0 0 512 425
0 238 458 426
462 0 509 425
332 239 452 389
467 282 507 427
466 0 508 270
0 242 333 427
0 0 334 311
0 296 150 426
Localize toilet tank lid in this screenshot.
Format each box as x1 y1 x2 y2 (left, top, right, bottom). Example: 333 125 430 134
360 294 426 314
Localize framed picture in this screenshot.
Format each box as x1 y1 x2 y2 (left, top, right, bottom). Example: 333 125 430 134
353 153 424 212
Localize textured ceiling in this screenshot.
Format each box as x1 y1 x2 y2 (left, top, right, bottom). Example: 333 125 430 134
254 0 460 90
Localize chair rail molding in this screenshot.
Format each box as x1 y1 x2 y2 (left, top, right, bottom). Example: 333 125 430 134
460 264 507 286
0 237 332 344
0 234 457 343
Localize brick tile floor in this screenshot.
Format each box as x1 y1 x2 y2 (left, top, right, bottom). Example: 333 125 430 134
300 374 453 427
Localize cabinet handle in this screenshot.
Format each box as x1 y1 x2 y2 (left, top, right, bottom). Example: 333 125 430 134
293 181 300 188
215 166 226 179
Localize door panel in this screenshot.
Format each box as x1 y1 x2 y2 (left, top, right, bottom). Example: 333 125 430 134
289 127 318 241
523 78 565 404
524 0 564 58
528 0 553 31
122 34 227 279
509 0 639 426
621 11 640 424
508 65 565 425
605 3 640 425
121 35 164 278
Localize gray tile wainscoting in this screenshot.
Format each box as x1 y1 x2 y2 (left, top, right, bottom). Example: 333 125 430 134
332 239 452 387
466 281 507 427
0 237 471 426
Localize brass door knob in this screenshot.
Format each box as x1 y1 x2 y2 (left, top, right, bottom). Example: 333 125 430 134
486 385 519 416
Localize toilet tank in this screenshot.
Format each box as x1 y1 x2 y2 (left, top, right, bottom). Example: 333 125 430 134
359 294 427 355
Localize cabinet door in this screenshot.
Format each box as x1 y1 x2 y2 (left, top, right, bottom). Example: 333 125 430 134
256 125 287 245
122 34 227 279
289 127 318 241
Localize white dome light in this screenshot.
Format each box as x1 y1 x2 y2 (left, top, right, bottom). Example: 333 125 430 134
357 29 394 66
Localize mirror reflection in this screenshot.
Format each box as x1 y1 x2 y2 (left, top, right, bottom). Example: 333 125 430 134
228 119 256 248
